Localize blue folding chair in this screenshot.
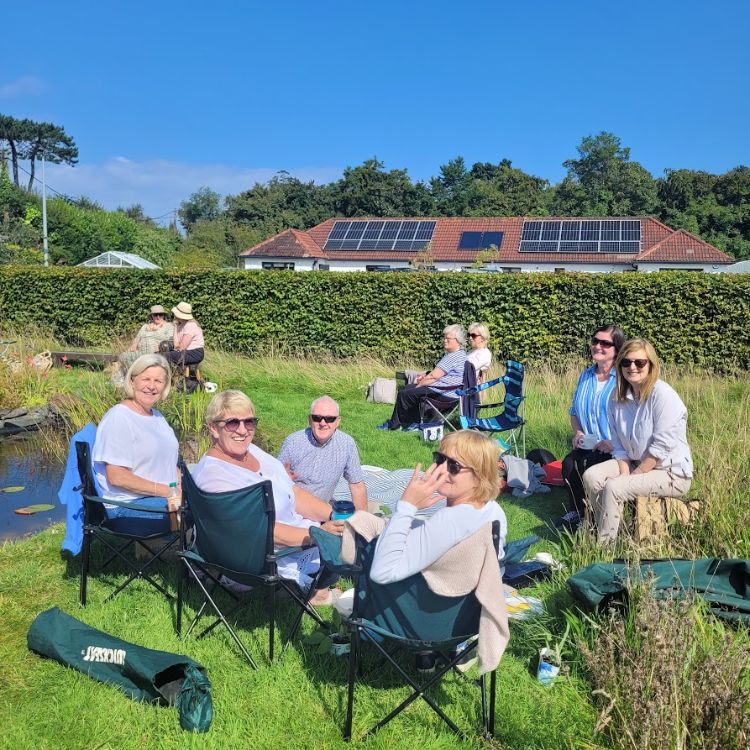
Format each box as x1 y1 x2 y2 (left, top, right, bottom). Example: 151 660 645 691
311 522 501 741
176 462 326 669
457 359 526 455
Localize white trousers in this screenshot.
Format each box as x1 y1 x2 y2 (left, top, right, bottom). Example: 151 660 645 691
582 459 691 543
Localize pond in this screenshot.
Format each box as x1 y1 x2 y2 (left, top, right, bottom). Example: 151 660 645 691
0 437 65 542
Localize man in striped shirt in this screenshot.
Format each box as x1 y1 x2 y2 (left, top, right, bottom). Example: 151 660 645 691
378 324 468 431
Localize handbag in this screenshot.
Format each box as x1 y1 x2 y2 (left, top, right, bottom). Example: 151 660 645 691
366 377 397 404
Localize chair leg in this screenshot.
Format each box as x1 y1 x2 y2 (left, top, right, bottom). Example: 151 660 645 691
489 669 497 737
480 673 487 734
344 627 358 741
176 558 185 635
80 529 92 606
268 583 276 663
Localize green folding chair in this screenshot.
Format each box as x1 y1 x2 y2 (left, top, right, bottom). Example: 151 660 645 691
311 522 501 741
176 462 326 669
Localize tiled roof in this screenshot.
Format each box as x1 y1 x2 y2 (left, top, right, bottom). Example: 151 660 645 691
240 217 732 265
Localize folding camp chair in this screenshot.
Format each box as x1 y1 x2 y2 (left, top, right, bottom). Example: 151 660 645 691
418 361 480 433
175 463 326 670
458 359 526 455
75 441 179 606
311 522 501 741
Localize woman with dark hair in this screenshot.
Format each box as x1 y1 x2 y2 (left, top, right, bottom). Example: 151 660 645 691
582 338 692 543
561 325 626 521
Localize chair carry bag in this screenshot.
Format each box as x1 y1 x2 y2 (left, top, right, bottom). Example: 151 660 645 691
27 607 213 732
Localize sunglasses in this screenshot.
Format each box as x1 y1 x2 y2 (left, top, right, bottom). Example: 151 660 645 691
432 451 472 476
468 332 482 339
620 358 649 370
591 336 615 349
217 417 258 432
310 414 338 424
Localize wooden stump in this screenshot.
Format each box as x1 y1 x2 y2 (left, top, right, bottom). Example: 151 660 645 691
633 496 701 542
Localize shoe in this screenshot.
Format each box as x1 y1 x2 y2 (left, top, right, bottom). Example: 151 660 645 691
376 422 392 430
402 423 421 432
219 575 253 594
554 511 582 532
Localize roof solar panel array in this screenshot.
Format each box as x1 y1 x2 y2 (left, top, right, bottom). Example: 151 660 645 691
324 220 436 251
520 220 641 253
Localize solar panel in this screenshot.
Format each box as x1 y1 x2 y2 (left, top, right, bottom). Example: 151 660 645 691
324 220 436 251
519 220 641 254
458 231 504 250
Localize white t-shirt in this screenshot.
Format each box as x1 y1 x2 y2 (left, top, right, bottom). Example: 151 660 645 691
370 499 508 585
93 403 179 501
467 348 492 374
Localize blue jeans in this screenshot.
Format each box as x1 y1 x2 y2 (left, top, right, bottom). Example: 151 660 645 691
105 496 171 536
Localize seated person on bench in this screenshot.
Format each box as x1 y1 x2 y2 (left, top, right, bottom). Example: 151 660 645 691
166 302 205 373
582 338 693 544
119 305 174 370
377 324 467 431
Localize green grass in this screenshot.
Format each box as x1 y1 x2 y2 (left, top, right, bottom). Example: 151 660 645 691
1 349 749 749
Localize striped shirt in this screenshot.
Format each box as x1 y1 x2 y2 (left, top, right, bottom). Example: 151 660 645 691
568 365 616 440
428 349 467 399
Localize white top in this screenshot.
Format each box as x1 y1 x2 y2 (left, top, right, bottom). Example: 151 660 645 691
370 499 508 585
607 379 693 478
191 443 315 533
93 403 179 501
467 348 492 374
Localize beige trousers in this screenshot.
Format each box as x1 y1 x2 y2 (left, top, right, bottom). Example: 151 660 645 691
582 459 691 543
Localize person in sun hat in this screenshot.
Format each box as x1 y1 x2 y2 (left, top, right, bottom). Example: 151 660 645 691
278 395 368 511
119 304 175 370
165 302 204 370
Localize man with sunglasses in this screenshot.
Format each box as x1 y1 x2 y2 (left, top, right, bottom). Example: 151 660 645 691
278 396 368 511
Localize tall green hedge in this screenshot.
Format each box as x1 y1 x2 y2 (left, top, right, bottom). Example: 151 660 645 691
1 268 748 370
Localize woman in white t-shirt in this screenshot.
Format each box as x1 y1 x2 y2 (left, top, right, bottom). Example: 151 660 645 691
370 429 508 585
191 390 344 602
93 354 179 534
466 322 492 382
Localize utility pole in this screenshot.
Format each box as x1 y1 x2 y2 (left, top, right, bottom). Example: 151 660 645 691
42 153 49 267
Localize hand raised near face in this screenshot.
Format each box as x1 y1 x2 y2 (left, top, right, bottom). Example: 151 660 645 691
400 462 448 510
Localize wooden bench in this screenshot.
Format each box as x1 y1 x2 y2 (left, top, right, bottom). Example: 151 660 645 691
51 351 119 367
633 495 701 542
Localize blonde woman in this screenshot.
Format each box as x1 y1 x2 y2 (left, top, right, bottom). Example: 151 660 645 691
582 338 693 543
466 322 492 382
370 430 507 584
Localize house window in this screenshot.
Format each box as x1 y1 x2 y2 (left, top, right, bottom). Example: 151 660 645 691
500 267 521 273
317 263 330 271
262 262 295 271
365 265 392 272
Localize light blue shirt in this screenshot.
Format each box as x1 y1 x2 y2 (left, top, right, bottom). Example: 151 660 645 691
428 349 468 399
569 365 616 440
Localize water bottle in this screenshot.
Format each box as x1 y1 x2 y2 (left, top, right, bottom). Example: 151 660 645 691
331 499 355 520
167 481 181 531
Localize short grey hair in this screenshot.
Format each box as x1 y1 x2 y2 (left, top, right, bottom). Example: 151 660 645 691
468 322 490 343
123 354 171 400
310 395 339 415
443 324 466 347
206 390 255 424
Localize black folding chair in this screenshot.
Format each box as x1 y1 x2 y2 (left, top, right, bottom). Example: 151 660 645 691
418 361 480 432
312 522 501 741
75 441 179 606
176 462 326 669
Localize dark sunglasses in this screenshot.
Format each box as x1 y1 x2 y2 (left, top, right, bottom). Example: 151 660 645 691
468 332 482 339
432 451 471 476
620 358 649 370
217 417 258 432
310 414 338 424
591 336 615 349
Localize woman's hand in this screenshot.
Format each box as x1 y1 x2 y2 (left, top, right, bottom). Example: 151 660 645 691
319 520 344 536
595 439 613 453
401 462 447 510
572 430 584 449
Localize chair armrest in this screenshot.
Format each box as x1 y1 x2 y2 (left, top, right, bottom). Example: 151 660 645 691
83 494 170 514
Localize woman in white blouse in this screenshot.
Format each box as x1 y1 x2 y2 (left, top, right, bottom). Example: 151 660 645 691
466 322 492 382
582 338 693 543
191 390 343 602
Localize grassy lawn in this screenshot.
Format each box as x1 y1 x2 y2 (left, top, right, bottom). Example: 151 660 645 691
1 350 748 748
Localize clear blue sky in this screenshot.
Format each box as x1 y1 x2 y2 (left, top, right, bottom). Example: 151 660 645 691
2 0 748 220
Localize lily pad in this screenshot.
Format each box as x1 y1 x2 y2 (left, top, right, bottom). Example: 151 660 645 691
14 504 55 515
1 486 25 493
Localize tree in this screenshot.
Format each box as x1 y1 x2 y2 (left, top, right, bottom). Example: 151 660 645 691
178 187 223 233
0 115 31 186
430 157 471 215
22 121 78 190
465 159 549 216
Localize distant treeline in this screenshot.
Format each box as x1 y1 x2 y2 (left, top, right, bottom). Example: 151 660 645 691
1 131 748 267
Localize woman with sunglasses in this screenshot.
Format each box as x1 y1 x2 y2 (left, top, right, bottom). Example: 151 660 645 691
467 323 492 383
561 325 626 521
582 338 693 544
191 390 344 603
370 430 507 585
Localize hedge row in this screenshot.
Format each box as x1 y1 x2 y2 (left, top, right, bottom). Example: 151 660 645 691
0 268 748 370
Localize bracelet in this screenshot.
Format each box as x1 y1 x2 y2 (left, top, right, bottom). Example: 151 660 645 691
153 481 158 497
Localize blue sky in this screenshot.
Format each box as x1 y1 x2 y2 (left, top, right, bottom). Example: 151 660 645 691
2 0 748 221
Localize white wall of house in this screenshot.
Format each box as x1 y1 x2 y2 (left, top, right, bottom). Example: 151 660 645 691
636 262 727 273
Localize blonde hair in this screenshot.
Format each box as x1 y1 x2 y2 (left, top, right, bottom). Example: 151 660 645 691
468 322 490 343
205 390 255 424
439 430 502 503
615 338 661 403
123 354 171 400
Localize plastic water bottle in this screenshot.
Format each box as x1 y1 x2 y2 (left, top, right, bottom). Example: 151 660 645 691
331 499 355 520
167 481 181 531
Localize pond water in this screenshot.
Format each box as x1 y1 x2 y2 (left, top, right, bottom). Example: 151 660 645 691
0 437 65 542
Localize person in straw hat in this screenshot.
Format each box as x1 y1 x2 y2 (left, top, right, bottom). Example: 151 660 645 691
166 301 205 370
119 304 174 370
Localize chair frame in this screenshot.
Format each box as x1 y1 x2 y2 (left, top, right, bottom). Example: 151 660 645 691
418 361 479 434
175 464 326 669
314 522 500 741
75 441 179 606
